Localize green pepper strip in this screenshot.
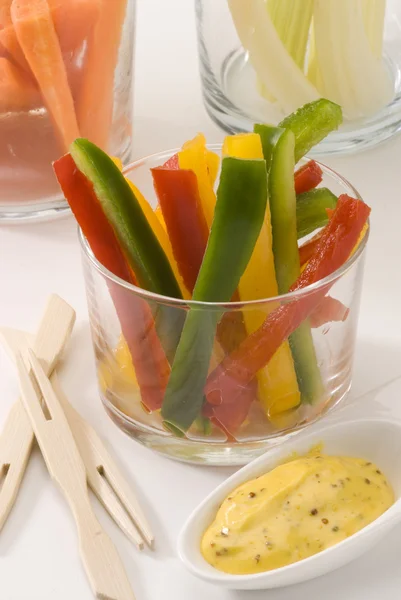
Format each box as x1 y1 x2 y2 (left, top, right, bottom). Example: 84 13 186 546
279 99 343 163
161 157 268 434
296 188 338 239
255 124 324 404
70 139 185 365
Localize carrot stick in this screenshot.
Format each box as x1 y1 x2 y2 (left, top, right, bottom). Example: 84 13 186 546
11 0 79 151
76 0 128 149
0 0 31 71
0 56 40 111
49 0 100 53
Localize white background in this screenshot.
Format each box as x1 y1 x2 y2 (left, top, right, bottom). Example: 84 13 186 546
1 0 401 598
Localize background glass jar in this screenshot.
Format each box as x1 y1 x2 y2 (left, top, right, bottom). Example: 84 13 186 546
80 147 369 466
195 0 401 155
0 0 135 223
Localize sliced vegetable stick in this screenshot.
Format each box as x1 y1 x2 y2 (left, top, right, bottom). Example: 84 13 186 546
178 134 218 229
76 0 127 149
49 0 100 53
0 56 40 111
228 0 319 114
54 153 170 411
111 156 190 299
0 0 11 24
223 133 301 417
0 22 29 70
152 167 210 294
205 195 371 406
2 0 100 73
11 0 79 151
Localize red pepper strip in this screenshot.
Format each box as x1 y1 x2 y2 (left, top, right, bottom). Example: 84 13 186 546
163 153 179 169
310 297 349 328
294 160 323 194
205 195 370 405
299 233 322 266
202 379 257 439
151 167 210 293
54 154 170 411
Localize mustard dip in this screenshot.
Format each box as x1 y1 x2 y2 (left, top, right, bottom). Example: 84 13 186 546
201 454 393 574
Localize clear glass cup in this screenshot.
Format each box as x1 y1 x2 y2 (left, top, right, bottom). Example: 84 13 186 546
195 0 401 155
0 0 135 223
80 146 369 466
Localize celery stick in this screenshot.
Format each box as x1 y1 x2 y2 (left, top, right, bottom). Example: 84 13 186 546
307 19 324 91
296 188 337 239
362 0 386 58
267 0 313 70
228 0 319 114
278 98 343 162
314 0 393 120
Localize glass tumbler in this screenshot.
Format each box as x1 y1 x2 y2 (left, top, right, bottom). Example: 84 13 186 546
0 0 135 222
195 0 401 155
80 147 369 466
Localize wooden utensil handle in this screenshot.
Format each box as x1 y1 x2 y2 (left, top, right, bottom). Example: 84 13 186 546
71 492 136 600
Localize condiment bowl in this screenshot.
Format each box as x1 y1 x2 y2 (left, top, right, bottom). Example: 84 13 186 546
178 417 401 589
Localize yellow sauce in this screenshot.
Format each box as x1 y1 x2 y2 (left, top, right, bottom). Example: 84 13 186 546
201 453 394 574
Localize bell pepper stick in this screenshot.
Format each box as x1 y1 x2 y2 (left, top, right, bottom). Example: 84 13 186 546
70 139 182 299
255 123 324 405
70 139 186 365
223 132 300 417
279 99 343 163
294 160 323 194
309 297 349 329
160 157 268 435
202 379 257 438
299 231 322 266
205 195 370 404
53 153 170 411
178 134 219 228
296 187 338 239
151 167 210 294
111 157 190 299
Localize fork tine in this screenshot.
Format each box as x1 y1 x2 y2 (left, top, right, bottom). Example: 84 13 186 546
88 467 145 550
51 375 154 549
100 461 155 549
0 404 34 531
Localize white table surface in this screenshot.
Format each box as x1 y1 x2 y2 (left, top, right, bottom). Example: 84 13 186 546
1 0 401 598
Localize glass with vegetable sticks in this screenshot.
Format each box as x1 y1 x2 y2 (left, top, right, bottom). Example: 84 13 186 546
77 145 369 466
0 0 135 222
195 0 401 154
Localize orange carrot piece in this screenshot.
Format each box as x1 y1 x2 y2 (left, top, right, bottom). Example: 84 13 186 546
76 0 127 149
0 0 11 25
49 0 100 53
11 0 79 151
0 56 39 110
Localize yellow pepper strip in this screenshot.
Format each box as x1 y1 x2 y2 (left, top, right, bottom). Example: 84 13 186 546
111 157 190 299
205 148 220 186
154 205 166 230
178 133 218 228
223 133 301 417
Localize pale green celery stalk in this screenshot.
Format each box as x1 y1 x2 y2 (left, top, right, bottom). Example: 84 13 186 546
258 0 314 102
362 0 386 58
313 0 392 120
228 0 319 114
307 19 324 92
267 0 314 70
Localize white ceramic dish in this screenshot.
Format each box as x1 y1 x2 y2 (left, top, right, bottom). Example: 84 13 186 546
178 418 401 590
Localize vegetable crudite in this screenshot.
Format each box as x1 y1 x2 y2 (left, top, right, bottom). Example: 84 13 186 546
54 98 371 448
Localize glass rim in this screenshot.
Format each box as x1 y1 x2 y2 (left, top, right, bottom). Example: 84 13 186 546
78 146 370 310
